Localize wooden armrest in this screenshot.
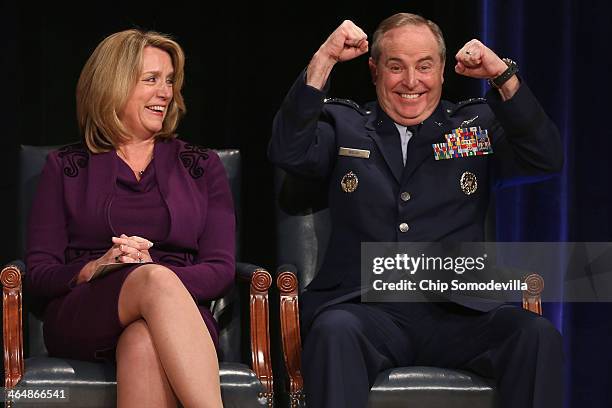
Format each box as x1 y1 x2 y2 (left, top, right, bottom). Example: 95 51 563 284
522 273 544 315
249 268 274 405
277 268 305 406
1 263 25 388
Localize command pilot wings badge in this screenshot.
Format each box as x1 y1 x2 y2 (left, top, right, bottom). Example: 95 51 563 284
432 126 493 160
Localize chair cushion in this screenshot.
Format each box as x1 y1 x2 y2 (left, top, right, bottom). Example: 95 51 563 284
219 362 269 407
13 358 266 407
367 367 498 408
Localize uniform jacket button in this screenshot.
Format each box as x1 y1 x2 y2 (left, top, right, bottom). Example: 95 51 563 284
399 223 410 233
400 192 411 202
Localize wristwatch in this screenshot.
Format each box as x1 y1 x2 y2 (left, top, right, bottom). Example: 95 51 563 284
488 58 518 89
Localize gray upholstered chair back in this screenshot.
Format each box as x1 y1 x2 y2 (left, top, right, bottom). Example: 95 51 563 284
274 169 331 292
18 145 242 362
19 145 57 358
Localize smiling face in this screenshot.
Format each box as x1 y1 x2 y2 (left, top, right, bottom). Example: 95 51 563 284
119 46 175 140
369 24 445 126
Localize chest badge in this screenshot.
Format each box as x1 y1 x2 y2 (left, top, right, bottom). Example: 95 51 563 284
460 115 479 127
341 171 359 193
460 171 478 195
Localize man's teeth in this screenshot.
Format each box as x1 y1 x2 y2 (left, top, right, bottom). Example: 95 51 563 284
400 93 421 99
148 106 165 112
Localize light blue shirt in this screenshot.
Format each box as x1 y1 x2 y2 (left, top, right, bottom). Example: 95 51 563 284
394 123 414 165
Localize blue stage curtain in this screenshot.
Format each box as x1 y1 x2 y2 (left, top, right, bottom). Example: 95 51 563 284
480 0 612 406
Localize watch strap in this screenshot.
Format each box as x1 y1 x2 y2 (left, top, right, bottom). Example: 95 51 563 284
488 58 518 89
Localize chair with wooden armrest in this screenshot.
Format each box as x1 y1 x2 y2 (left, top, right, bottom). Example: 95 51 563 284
1 145 274 407
273 169 544 408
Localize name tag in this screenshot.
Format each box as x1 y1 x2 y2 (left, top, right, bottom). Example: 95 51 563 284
338 147 370 159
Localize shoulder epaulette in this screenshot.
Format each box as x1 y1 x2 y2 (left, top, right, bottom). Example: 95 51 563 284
447 97 487 116
323 97 369 115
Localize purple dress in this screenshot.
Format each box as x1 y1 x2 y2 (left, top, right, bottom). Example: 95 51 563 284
26 139 236 362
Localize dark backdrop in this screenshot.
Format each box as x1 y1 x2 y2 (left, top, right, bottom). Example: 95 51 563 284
2 0 611 406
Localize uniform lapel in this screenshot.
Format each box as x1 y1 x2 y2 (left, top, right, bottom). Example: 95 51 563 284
402 103 452 183
365 105 404 183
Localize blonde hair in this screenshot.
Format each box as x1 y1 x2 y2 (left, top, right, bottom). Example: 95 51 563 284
371 13 446 64
76 29 186 153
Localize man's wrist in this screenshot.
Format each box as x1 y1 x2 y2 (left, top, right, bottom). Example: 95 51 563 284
488 58 519 89
306 50 336 90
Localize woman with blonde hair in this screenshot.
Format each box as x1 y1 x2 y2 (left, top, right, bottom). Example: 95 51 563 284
26 29 233 408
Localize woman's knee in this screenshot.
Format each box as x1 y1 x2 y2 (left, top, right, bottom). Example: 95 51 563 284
119 265 194 325
123 264 188 299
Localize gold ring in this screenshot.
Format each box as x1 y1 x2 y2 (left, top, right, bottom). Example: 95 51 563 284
465 50 471 55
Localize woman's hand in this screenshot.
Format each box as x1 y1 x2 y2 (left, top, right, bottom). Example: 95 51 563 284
75 234 154 284
112 234 154 263
75 244 124 284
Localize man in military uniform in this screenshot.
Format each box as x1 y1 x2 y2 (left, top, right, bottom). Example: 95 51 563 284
268 13 563 408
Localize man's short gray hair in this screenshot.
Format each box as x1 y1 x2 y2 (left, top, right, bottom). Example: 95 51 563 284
370 13 446 63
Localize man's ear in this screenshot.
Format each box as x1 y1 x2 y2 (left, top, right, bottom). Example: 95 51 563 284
368 57 378 85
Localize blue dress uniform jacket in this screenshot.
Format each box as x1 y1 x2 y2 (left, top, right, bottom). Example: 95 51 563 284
269 72 563 331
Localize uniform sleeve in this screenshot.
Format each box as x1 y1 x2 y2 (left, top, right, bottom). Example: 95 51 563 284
169 152 236 302
486 81 564 187
25 154 85 299
268 70 337 178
